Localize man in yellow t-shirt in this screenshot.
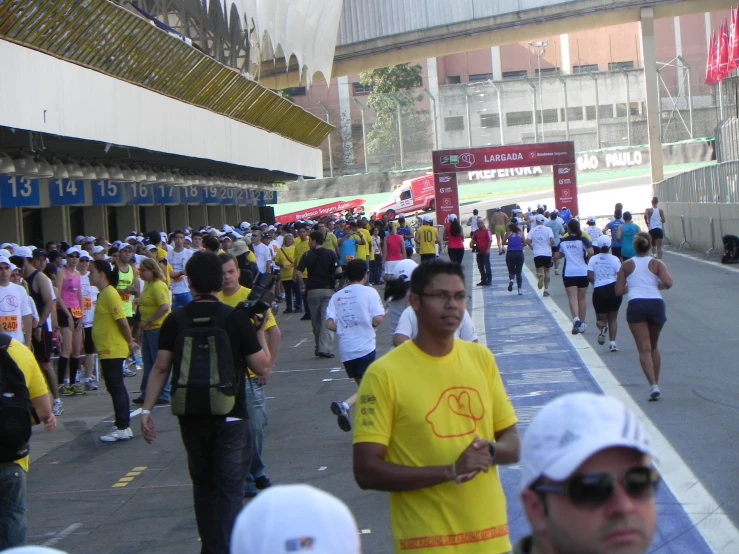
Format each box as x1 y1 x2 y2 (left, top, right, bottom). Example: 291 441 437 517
353 260 520 554
415 215 442 262
274 234 302 313
1 336 55 547
293 226 312 320
357 219 373 266
218 253 281 498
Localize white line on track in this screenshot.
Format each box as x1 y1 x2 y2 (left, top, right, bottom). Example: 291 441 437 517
520 263 739 553
43 523 82 547
271 367 341 373
293 338 308 348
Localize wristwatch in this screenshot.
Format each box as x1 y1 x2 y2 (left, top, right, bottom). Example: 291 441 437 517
488 442 497 464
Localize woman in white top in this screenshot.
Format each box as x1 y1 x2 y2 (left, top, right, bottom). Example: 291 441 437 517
587 235 622 352
615 232 673 401
644 196 666 259
558 219 594 335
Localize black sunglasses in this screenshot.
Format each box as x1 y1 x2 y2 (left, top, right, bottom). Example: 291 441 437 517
533 466 660 509
67 254 80 259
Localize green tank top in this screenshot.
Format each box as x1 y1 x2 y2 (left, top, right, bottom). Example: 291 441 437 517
116 265 135 318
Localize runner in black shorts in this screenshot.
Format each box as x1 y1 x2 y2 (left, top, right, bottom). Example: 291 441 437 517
587 236 623 352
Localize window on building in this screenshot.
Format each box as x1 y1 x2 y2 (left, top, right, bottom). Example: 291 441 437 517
535 67 560 76
444 116 465 131
630 102 641 116
282 86 306 97
503 70 528 80
480 113 501 128
573 64 599 74
560 107 584 121
609 61 635 72
352 82 373 95
585 105 614 120
536 109 559 124
446 76 461 85
469 73 493 83
506 111 534 126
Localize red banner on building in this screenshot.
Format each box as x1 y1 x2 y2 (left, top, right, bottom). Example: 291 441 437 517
433 173 460 224
432 142 575 173
553 164 579 217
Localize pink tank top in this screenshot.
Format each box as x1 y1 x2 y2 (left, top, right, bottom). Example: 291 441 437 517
61 269 81 309
385 234 404 261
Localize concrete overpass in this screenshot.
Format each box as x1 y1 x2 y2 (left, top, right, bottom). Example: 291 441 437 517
260 0 734 86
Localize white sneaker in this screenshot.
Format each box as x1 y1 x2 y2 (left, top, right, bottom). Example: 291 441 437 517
578 322 587 334
649 384 661 401
554 269 560 275
52 400 63 416
99 427 133 442
609 342 619 352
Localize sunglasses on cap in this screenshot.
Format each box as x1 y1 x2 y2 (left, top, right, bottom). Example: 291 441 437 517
532 466 660 509
67 253 80 259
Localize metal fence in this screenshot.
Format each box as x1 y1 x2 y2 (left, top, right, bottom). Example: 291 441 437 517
654 160 739 203
309 66 718 176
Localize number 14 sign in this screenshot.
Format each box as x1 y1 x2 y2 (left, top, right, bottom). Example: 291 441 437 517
49 178 85 206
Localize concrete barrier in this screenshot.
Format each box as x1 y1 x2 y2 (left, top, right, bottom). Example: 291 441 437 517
662 202 739 254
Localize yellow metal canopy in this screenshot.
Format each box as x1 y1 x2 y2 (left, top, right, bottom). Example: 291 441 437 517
0 0 333 147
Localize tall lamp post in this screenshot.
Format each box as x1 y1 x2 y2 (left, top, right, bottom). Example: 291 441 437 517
529 40 548 140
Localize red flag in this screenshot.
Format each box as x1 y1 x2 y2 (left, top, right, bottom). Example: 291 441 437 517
731 8 739 73
719 20 730 80
706 32 718 86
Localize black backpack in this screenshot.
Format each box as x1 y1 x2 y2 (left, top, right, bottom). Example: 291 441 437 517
0 334 33 462
170 305 238 417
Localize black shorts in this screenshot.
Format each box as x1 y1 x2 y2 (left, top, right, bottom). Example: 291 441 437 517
83 326 95 355
649 228 664 241
612 247 622 259
563 276 589 289
592 283 623 314
126 316 136 327
57 309 69 328
343 350 376 380
534 256 552 269
32 326 52 364
626 298 667 326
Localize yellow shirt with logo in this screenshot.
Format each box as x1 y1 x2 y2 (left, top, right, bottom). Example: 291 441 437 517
139 280 171 329
8 339 48 472
274 245 297 281
323 232 339 253
218 286 276 377
115 264 135 318
418 226 439 255
353 340 517 554
356 228 373 260
92 285 130 360
294 237 311 277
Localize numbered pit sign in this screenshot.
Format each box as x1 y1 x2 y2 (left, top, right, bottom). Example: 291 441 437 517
0 175 40 208
127 182 155 205
220 187 236 206
91 180 125 205
49 178 85 206
203 186 220 205
180 186 204 204
154 184 180 205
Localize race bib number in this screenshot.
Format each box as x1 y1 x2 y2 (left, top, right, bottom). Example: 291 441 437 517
0 316 18 332
83 297 92 311
70 307 83 319
120 293 130 302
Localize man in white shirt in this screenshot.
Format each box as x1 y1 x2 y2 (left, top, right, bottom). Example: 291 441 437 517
393 306 478 346
169 229 194 309
526 215 555 297
584 217 603 243
252 231 273 275
0 256 32 346
325 259 384 432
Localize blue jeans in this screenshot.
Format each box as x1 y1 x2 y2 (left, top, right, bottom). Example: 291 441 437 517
179 418 251 554
172 292 193 310
0 462 26 548
140 328 169 402
245 377 268 493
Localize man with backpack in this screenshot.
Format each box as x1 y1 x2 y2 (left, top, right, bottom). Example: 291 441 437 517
0 333 55 548
140 251 271 554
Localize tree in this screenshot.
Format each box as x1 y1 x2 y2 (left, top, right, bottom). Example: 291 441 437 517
359 63 431 171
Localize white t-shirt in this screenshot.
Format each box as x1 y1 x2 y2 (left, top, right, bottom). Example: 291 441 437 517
253 243 272 274
468 216 479 233
80 272 99 328
584 225 603 242
527 225 554 258
0 282 32 343
26 294 38 326
395 306 478 343
169 248 193 295
587 254 622 288
326 284 384 362
560 236 592 278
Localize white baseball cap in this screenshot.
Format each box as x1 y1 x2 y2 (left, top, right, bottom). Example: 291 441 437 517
239 221 250 230
521 392 656 490
13 246 33 259
446 214 457 222
92 245 106 255
535 214 546 224
587 216 596 224
0 255 12 267
393 259 418 281
596 235 612 249
3 547 69 553
79 251 92 261
230 484 360 554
